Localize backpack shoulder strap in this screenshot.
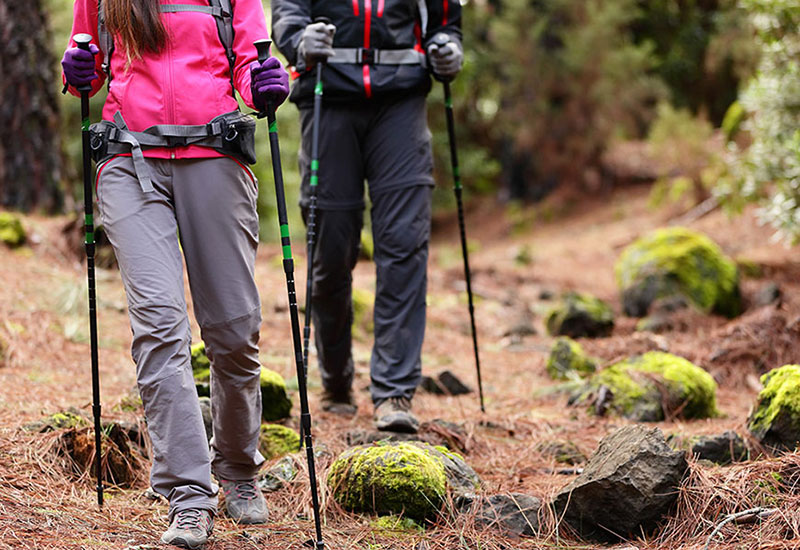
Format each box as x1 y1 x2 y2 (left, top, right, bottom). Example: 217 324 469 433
97 0 115 80
209 0 236 82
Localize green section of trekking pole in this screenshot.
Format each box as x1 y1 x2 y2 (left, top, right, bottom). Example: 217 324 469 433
73 32 105 508
255 39 326 550
300 51 326 451
441 78 485 414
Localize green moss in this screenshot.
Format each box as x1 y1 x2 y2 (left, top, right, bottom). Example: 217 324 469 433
588 351 718 421
25 410 88 432
327 442 447 520
259 423 300 459
260 367 292 421
370 515 423 534
546 337 597 380
352 288 375 336
615 227 741 318
360 228 374 260
0 212 26 248
190 342 211 373
747 365 800 450
544 292 615 338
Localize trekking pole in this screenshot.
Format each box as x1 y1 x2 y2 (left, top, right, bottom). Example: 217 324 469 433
300 16 331 451
64 33 105 507
254 39 325 550
431 33 485 413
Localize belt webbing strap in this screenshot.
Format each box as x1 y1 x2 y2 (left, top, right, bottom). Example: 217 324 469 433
327 48 426 66
111 112 155 193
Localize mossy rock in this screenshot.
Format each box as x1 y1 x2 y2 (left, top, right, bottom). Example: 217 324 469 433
24 409 88 432
194 367 210 398
261 367 292 421
576 352 719 422
370 515 423 535
546 337 597 380
327 442 449 520
259 423 300 459
615 227 741 318
747 365 800 451
190 342 211 373
0 212 26 248
352 287 375 336
545 292 615 338
359 228 374 261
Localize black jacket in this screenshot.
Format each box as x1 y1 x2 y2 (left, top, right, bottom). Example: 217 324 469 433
272 0 461 107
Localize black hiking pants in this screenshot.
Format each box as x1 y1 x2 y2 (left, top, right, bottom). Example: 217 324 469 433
298 93 434 405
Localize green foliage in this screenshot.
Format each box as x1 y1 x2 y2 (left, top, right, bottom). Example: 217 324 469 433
719 2 800 244
616 227 741 317
258 423 299 459
190 342 210 373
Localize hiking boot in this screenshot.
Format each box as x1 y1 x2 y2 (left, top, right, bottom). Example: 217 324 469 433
321 389 357 417
160 508 214 549
219 478 269 524
374 396 419 433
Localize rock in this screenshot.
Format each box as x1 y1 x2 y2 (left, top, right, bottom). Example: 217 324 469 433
635 313 673 333
573 351 718 422
502 310 537 340
420 370 473 395
198 397 212 442
668 431 747 465
370 515 423 534
328 441 480 520
0 212 26 248
538 288 556 300
616 227 742 318
191 342 211 373
545 292 615 338
754 282 782 308
553 425 688 541
23 409 88 432
259 423 300 460
534 439 586 465
747 364 800 451
546 337 597 380
459 493 542 537
260 368 292 421
258 455 298 492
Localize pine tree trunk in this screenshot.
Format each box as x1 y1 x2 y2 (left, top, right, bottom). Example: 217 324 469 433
0 0 63 213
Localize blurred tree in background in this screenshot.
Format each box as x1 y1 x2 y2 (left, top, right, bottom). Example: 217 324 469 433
720 1 800 243
1 0 64 212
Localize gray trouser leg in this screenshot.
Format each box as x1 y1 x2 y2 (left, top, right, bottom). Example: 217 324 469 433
170 158 264 482
309 208 362 396
96 156 263 517
369 184 432 404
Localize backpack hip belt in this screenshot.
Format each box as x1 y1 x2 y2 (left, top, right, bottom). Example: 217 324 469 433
90 110 257 193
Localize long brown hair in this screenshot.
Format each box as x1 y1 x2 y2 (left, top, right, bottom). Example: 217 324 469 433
104 0 168 59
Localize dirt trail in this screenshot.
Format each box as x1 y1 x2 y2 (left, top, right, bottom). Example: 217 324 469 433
0 185 798 549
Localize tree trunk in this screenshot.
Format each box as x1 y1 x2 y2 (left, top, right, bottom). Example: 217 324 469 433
0 0 63 213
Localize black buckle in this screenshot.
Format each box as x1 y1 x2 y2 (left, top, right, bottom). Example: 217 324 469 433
166 136 188 147
357 48 376 65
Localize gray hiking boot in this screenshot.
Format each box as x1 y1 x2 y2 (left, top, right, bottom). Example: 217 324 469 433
321 389 357 417
219 478 269 524
374 396 419 433
160 508 214 549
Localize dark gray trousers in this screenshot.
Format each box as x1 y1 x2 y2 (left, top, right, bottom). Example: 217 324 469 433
298 93 434 404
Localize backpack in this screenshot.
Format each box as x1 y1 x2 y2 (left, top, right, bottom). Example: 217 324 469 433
97 0 236 91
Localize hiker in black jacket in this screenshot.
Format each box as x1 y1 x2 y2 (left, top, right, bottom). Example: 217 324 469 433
272 0 463 433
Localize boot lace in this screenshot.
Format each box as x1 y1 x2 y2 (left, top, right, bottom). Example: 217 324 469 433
231 480 259 501
175 508 205 530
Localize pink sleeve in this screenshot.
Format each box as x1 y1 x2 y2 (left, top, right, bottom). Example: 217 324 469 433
62 0 106 98
231 0 271 109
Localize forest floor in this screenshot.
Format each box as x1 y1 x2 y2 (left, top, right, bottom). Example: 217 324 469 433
1 183 799 549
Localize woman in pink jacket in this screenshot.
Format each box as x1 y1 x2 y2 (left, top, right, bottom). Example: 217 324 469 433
61 0 289 547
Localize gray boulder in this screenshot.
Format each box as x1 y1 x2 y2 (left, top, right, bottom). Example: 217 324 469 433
553 425 688 541
459 493 542 537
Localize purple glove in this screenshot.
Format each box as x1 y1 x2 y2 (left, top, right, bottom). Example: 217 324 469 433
61 44 99 88
250 57 290 111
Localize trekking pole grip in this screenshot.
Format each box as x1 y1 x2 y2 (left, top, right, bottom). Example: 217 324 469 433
429 32 454 84
65 33 96 94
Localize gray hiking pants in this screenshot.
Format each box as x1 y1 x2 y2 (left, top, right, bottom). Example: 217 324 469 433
298 94 434 404
96 155 265 518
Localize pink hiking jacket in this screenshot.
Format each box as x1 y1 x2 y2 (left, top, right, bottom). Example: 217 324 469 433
64 0 270 160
